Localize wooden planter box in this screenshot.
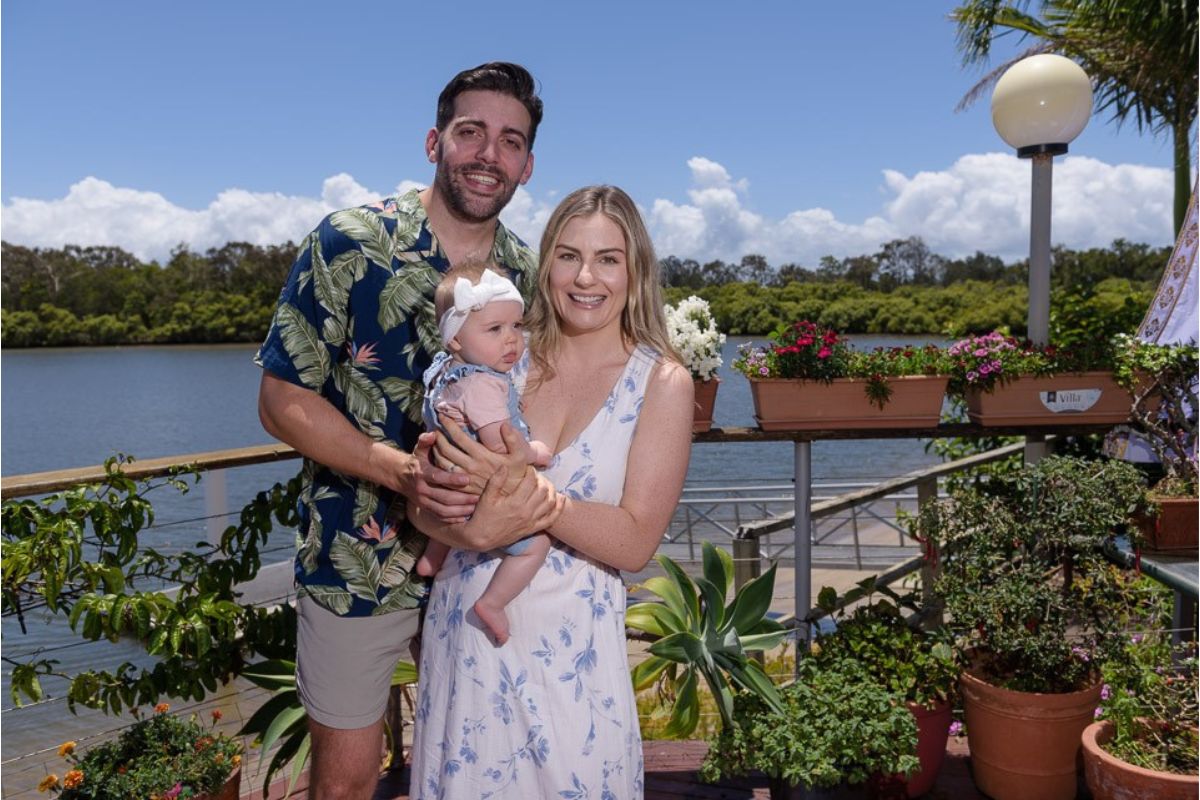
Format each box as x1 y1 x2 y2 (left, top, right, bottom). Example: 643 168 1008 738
965 371 1134 427
748 375 948 431
1136 495 1199 553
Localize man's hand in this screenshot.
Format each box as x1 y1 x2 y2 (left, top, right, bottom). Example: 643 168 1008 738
464 465 565 549
434 416 531 495
399 432 478 524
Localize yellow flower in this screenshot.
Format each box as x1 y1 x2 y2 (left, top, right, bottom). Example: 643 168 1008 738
231 754 241 767
57 741 77 758
154 702 170 714
63 770 84 789
37 774 60 793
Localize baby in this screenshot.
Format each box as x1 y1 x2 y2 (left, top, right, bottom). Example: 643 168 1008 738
415 261 553 645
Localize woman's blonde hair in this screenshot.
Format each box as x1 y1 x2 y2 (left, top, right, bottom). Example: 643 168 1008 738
526 185 679 380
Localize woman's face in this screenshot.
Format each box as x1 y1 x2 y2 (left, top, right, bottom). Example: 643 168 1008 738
548 213 629 339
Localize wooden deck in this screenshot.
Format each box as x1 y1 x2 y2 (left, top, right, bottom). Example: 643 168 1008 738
247 736 994 799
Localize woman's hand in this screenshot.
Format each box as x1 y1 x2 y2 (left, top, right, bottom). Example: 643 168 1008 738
411 465 564 551
434 415 531 495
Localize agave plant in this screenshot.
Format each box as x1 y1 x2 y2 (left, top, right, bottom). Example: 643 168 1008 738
240 657 417 796
626 540 789 737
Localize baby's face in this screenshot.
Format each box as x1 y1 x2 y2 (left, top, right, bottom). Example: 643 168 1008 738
449 300 526 372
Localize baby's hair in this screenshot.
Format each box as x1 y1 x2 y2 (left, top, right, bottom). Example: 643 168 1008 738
434 259 502 322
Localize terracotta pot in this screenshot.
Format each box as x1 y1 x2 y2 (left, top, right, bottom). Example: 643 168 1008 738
1136 495 1199 553
905 700 952 797
693 377 719 433
1081 720 1198 800
748 375 948 431
960 668 1101 800
965 371 1134 426
196 766 240 800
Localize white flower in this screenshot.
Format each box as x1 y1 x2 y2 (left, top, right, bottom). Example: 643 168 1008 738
664 296 725 381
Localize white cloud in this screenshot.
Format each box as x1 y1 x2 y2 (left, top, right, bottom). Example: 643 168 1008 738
1 154 1173 266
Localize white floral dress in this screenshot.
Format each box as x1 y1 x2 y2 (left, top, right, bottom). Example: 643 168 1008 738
410 345 658 800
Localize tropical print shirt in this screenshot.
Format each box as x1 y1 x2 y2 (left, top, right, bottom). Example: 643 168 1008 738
256 189 538 617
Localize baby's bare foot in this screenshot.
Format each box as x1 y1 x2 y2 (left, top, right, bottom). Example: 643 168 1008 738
474 598 510 645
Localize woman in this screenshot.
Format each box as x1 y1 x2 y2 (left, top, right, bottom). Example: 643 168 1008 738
409 185 694 799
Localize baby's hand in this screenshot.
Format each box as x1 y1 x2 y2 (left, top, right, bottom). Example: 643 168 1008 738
529 440 553 470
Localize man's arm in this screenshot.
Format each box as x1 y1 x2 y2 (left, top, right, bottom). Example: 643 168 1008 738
258 371 476 520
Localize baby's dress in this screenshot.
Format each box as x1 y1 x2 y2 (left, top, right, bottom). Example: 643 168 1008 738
422 352 535 556
410 345 658 799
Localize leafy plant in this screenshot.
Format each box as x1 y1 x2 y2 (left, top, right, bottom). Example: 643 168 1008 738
914 455 1150 693
699 656 919 791
239 658 418 797
40 703 240 799
2 454 302 713
1111 335 1199 496
663 295 725 381
625 541 788 737
1096 634 1199 774
812 592 959 710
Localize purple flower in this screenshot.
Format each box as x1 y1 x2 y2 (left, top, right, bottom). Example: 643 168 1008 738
966 370 979 382
948 721 964 737
1100 684 1111 700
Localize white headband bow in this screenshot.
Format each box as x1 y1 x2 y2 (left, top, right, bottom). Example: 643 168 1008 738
437 270 525 345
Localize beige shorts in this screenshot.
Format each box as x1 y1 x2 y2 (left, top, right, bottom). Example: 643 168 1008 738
295 595 421 729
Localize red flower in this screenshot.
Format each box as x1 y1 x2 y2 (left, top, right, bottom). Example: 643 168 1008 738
817 347 833 359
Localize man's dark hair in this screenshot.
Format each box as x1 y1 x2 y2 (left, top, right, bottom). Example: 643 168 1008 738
436 62 543 149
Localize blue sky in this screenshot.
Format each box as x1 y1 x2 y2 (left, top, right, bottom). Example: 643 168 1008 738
1 1 1183 265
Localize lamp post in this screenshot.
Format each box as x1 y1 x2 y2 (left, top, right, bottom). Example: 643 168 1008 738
991 54 1092 462
991 53 1093 346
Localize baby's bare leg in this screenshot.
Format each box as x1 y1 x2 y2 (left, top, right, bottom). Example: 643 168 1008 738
473 533 553 645
416 540 451 577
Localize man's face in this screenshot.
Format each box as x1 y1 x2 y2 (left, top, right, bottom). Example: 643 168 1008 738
427 90 535 224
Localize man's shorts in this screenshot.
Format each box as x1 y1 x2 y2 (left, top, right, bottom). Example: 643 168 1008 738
295 595 421 729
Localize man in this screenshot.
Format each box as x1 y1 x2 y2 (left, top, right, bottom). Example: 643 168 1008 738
256 62 560 799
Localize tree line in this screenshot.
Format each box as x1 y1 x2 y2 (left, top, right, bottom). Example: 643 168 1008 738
0 237 1168 347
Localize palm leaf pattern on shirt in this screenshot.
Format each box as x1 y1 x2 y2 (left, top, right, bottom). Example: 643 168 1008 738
329 530 384 602
274 304 330 390
378 263 439 334
351 481 379 528
329 207 395 270
333 361 387 425
300 584 354 616
379 376 425 425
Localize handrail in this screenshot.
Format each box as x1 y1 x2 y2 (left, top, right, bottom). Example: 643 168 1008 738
2 423 1109 499
736 440 1028 540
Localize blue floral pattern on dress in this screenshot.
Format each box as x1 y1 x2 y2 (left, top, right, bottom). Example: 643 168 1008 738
411 346 659 798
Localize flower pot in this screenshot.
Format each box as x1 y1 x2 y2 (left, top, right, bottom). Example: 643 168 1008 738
965 371 1134 427
1081 720 1198 800
1136 495 1199 553
748 375 948 431
693 377 719 433
960 668 1101 800
196 766 241 800
905 701 952 798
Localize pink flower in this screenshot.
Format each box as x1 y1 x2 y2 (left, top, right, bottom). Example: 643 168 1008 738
1100 684 1111 700
165 783 183 799
817 346 832 359
358 517 396 543
966 370 979 382
948 721 964 737
351 341 381 367
973 348 989 357
758 367 769 376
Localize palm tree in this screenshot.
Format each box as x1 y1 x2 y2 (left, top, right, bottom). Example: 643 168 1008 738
953 0 1197 236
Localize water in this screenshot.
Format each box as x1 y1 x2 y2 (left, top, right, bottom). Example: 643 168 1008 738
0 335 948 765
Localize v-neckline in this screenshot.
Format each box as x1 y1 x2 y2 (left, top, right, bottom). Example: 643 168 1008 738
531 345 644 460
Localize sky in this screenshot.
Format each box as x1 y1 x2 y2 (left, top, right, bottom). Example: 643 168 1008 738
1 1 1186 267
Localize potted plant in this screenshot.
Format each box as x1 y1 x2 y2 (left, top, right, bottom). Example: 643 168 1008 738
1111 336 1199 552
1082 632 1198 799
732 321 949 431
699 656 920 799
38 703 242 800
946 331 1136 426
811 593 959 798
664 295 726 432
913 455 1149 800
626 541 789 737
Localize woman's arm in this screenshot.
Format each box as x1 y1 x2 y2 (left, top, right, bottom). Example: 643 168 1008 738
546 359 695 572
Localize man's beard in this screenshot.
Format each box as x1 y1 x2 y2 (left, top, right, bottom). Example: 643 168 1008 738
433 158 518 224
